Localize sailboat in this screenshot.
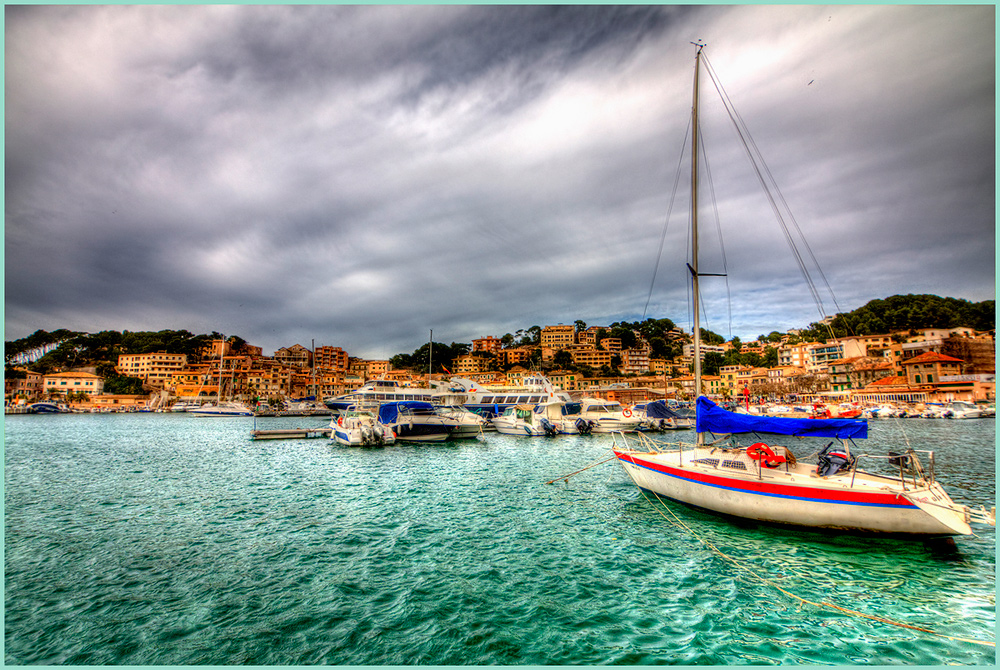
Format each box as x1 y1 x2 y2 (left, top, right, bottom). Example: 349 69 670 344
191 337 253 417
611 43 995 537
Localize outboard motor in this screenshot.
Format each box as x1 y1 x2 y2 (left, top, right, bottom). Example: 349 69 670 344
540 418 559 438
576 418 593 436
817 441 855 477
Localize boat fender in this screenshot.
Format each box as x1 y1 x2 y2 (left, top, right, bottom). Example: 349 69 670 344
746 442 786 468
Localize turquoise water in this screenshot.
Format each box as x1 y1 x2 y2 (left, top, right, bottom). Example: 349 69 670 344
5 413 995 664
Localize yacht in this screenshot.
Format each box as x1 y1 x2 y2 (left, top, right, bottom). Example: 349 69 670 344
190 401 254 417
577 398 642 433
323 379 437 414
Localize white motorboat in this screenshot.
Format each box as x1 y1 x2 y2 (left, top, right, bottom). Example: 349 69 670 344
577 398 642 433
946 400 984 419
323 379 438 414
447 375 574 420
633 401 694 431
375 401 458 442
170 400 206 412
612 43 994 538
191 401 253 417
436 405 490 438
493 404 561 437
329 411 396 446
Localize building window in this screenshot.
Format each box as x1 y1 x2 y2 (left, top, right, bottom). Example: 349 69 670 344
915 374 921 384
927 375 934 384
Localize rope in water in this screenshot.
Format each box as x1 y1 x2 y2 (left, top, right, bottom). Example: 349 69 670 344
630 480 995 648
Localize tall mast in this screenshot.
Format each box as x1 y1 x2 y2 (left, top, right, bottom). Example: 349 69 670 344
691 41 704 402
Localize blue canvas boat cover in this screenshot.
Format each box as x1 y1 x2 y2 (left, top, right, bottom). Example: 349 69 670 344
695 396 867 439
377 401 436 424
644 400 686 420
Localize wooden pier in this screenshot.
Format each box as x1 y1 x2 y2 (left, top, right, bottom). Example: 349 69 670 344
250 428 332 440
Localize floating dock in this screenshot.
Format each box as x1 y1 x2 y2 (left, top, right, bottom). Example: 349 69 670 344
250 428 332 440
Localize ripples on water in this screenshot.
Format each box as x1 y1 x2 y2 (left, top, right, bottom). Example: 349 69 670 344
5 414 995 664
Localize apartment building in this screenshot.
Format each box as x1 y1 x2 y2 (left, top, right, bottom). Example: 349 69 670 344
540 325 576 349
5 368 43 400
275 344 311 368
472 336 503 355
117 351 188 387
315 346 349 373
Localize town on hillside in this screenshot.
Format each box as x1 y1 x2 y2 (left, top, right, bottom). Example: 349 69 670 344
5 322 995 412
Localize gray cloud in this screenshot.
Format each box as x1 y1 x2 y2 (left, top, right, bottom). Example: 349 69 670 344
5 5 994 358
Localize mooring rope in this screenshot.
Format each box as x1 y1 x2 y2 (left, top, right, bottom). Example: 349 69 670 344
629 477 995 648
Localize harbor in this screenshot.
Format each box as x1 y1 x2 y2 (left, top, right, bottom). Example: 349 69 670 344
4 411 995 664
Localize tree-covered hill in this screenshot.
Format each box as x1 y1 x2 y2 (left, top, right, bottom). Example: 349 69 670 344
799 294 994 340
5 329 230 375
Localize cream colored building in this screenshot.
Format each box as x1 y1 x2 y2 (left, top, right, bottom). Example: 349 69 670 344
43 371 104 398
117 352 188 387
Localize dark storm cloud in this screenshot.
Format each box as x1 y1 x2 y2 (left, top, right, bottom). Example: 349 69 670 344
5 5 994 358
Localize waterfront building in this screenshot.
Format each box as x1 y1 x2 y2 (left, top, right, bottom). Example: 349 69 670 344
827 357 894 393
902 352 964 386
42 371 104 399
5 368 43 401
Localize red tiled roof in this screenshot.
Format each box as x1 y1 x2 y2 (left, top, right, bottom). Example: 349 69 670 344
867 376 910 387
902 352 964 365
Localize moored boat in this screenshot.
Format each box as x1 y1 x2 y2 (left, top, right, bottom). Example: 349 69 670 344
612 43 994 538
375 401 458 442
329 411 396 446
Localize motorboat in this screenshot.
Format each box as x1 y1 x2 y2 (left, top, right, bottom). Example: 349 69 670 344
447 375 574 420
493 404 561 437
376 401 458 442
329 411 396 446
946 400 984 419
633 400 693 431
323 379 438 414
170 400 206 412
190 401 254 417
436 405 490 438
578 398 642 433
26 402 68 414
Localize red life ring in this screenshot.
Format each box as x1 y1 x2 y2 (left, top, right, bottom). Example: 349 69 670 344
337 415 343 426
746 442 786 468
623 409 633 418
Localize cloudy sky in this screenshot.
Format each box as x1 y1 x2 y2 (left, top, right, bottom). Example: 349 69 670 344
5 5 995 359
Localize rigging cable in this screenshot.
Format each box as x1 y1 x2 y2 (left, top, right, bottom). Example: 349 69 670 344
643 119 691 321
702 54 844 326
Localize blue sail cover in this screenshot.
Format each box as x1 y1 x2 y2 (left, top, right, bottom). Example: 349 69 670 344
695 396 867 439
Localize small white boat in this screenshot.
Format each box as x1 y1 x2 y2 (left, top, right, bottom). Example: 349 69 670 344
946 401 984 419
329 411 396 446
376 401 458 442
191 401 253 417
577 398 642 433
633 401 694 431
493 404 561 436
436 405 490 438
170 400 206 412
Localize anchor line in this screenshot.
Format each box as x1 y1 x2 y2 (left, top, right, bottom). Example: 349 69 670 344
626 465 994 648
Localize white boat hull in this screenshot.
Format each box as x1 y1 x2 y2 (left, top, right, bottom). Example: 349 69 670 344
614 446 972 536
